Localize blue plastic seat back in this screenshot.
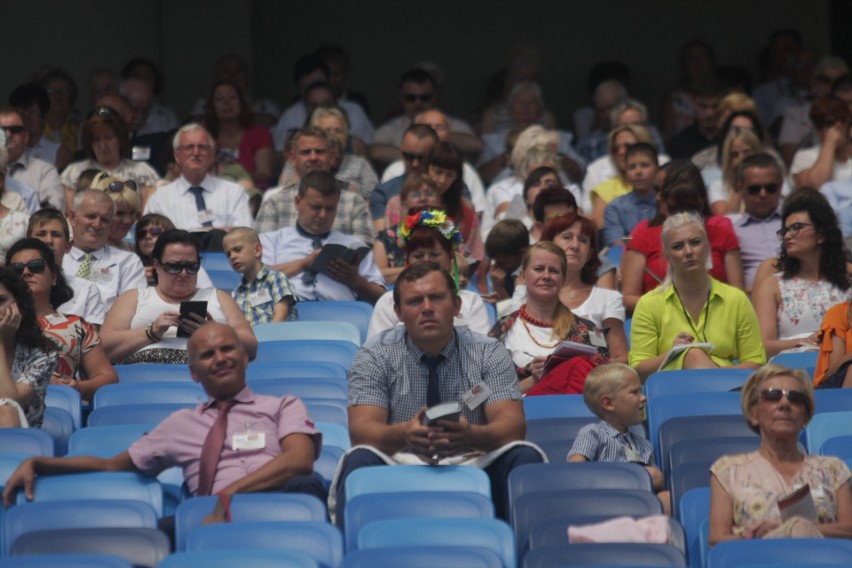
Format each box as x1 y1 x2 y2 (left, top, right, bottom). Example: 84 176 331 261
115 364 193 384
41 407 75 456
297 301 374 345
0 451 27 486
315 421 350 450
814 389 852 413
175 494 327 551
9 527 170 567
522 395 595 420
3 499 157 556
821 435 852 458
93 382 206 409
199 252 230 271
507 462 653 508
525 417 595 444
0 554 135 568
645 369 752 400
315 446 344 487
303 399 348 426
205 269 242 290
342 546 503 568
707 538 852 568
670 462 714 519
160 550 320 568
254 321 361 346
526 515 685 556
659 416 756 480
87 403 192 426
769 350 818 377
511 489 662 555
669 437 760 475
649 393 743 468
246 361 348 381
45 384 82 430
523 542 686 568
249 377 347 403
186 521 343 568
357 518 515 568
0 428 54 457
255 340 358 370
678 487 710 568
343 491 494 552
23 472 164 517
536 439 575 463
805 410 852 453
344 464 491 501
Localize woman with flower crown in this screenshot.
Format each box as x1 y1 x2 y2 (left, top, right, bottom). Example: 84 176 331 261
366 208 491 340
489 241 610 396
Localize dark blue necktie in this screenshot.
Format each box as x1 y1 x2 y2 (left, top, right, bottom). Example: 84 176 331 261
189 186 213 227
422 355 445 407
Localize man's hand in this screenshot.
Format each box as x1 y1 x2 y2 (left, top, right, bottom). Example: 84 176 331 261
303 250 321 273
428 416 474 459
3 458 36 508
201 493 229 525
405 407 441 464
325 259 359 284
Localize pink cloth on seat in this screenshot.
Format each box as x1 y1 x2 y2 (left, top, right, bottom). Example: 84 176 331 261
568 515 670 543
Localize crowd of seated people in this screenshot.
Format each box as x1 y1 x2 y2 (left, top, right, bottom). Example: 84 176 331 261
4 33 852 559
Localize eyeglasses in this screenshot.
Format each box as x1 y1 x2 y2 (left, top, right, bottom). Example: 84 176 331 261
10 259 47 276
402 93 434 103
401 151 426 163
745 183 780 196
136 226 165 239
160 262 200 275
0 125 25 135
177 144 213 154
105 179 138 192
776 222 814 240
760 388 807 406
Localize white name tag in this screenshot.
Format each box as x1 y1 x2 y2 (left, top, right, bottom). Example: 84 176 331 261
232 432 265 450
132 145 151 161
249 288 272 307
461 381 491 410
93 267 113 284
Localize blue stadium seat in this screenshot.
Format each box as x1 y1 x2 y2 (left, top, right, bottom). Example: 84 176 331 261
19 472 163 517
87 403 193 426
115 364 193 383
814 389 852 413
0 452 26 486
769 350 818 377
0 554 135 568
160 550 320 568
246 361 348 381
525 417 595 445
659 416 757 480
535 439 575 463
605 244 624 266
205 269 242 290
42 407 75 456
9 527 170 567
45 384 82 430
526 514 685 556
297 301 374 345
175 493 327 551
522 395 595 419
185 521 343 568
255 340 358 370
93 382 206 409
357 518 515 568
645 368 752 400
821 435 852 459
315 421 350 450
303 399 348 426
345 465 491 501
343 491 494 551
708 538 852 568
341 546 503 568
678 487 710 568
523 542 686 568
249 378 347 403
805 411 852 453
0 428 54 457
315 446 344 487
3 500 157 556
254 321 361 346
199 252 231 271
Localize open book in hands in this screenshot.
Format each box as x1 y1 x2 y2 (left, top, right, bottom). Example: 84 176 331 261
309 241 370 276
542 341 601 376
778 484 817 522
658 342 714 371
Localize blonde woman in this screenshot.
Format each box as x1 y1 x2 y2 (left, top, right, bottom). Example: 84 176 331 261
90 172 141 251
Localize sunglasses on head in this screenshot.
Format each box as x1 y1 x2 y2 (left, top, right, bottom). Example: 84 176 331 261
402 93 433 103
160 262 200 275
86 106 119 120
1 125 25 135
136 226 165 239
105 179 138 193
745 183 780 196
10 259 47 276
760 387 807 406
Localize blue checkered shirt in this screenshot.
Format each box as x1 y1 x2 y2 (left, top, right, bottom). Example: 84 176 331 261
231 266 298 326
568 419 654 464
349 326 521 425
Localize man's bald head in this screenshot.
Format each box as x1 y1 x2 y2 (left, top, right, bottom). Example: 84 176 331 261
188 323 249 401
414 109 449 142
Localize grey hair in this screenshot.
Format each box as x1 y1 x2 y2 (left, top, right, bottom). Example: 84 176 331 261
72 188 116 216
172 123 216 152
611 98 649 126
508 81 544 110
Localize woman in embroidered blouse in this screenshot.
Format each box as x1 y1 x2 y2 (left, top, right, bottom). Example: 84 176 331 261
0 266 58 428
629 212 764 381
6 239 116 401
754 188 851 358
709 364 852 544
490 241 609 395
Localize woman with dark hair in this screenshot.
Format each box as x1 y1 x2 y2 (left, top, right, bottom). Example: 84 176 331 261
0 266 57 428
204 80 274 189
6 239 116 400
754 189 851 358
101 229 256 364
511 213 627 364
59 111 160 209
621 160 743 313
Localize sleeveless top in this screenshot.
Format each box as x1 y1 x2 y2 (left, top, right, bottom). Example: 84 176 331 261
130 287 225 356
776 274 846 339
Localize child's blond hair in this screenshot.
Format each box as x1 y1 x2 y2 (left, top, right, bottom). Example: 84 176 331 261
583 363 640 419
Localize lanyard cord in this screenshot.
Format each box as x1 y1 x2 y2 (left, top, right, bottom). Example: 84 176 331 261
674 284 710 343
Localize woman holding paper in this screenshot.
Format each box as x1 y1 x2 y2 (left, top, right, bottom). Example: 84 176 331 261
709 364 852 543
489 241 609 395
629 212 764 381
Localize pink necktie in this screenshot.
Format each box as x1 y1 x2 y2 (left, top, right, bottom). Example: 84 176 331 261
197 399 236 496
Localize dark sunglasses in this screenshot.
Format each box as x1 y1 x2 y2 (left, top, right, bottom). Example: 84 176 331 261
402 93 433 103
1 125 25 135
401 151 426 162
776 222 814 240
760 388 807 406
10 259 47 275
136 226 165 239
160 262 200 275
745 183 780 196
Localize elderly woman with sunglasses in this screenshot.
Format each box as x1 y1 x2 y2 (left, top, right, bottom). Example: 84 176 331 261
101 229 256 365
753 189 851 358
709 364 852 544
